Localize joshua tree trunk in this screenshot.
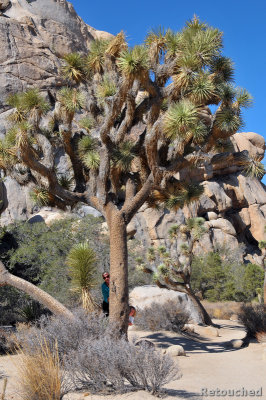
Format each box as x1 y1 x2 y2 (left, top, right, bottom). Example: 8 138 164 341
0 261 73 319
185 285 213 325
107 209 129 337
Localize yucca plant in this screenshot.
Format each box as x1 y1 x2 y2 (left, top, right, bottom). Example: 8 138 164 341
66 242 98 311
78 136 100 170
164 183 204 211
58 88 85 123
0 139 17 170
86 39 110 74
57 175 73 190
165 29 181 59
61 52 87 84
82 151 100 170
111 141 136 172
22 89 50 117
234 88 253 109
6 93 26 123
215 82 236 106
189 72 215 103
209 56 234 83
96 75 117 100
105 31 127 58
241 156 265 179
30 186 50 206
168 224 180 239
145 26 167 64
163 100 198 140
77 116 94 133
117 45 149 79
214 107 243 134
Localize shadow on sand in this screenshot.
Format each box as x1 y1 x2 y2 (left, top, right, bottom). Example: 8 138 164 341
140 326 245 354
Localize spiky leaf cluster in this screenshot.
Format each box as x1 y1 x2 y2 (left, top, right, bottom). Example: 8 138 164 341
66 242 98 292
111 141 136 172
61 52 88 83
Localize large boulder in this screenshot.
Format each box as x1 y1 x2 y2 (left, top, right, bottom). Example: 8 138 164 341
129 285 201 323
232 132 265 161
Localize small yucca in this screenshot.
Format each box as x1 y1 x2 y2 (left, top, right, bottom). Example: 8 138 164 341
87 39 110 74
78 117 94 133
66 242 98 311
30 186 50 206
97 75 117 100
61 52 87 83
58 88 85 120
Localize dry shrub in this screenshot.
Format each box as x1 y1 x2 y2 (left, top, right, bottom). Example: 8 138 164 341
256 331 266 343
15 310 179 396
66 337 179 395
238 304 266 338
202 301 241 320
16 309 108 360
16 338 68 400
135 300 189 332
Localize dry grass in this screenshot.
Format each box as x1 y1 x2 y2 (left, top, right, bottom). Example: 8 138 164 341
15 338 65 400
202 301 242 320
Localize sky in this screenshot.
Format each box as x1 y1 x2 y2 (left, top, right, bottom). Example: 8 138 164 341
71 0 266 182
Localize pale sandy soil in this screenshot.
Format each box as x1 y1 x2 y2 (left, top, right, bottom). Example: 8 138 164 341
1 320 265 400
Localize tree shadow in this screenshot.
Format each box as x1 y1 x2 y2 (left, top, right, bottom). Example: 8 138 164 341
164 388 202 399
141 331 243 354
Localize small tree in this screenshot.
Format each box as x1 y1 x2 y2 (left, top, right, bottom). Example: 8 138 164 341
1 17 256 335
139 218 212 325
66 242 98 311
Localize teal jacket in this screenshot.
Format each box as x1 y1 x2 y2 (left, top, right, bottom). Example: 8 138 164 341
101 282 109 303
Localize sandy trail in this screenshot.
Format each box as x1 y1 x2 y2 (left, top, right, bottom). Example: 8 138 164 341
0 320 265 400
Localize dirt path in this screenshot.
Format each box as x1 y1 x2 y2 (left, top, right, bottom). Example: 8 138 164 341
0 320 265 400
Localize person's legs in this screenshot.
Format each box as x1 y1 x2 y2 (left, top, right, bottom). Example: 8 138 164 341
102 301 109 317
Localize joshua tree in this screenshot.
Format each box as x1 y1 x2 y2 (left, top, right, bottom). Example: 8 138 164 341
0 261 73 319
1 17 256 335
139 217 212 325
66 242 98 311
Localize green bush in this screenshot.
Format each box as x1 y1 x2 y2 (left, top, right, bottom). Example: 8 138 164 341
191 252 264 302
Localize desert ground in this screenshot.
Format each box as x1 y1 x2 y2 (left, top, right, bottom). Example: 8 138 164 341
1 319 265 400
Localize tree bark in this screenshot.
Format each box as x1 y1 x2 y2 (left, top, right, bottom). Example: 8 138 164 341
186 284 213 325
107 210 129 337
0 261 73 319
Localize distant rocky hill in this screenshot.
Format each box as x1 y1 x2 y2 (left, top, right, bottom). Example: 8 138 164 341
0 0 265 265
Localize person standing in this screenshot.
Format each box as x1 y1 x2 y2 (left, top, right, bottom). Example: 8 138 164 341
101 272 110 316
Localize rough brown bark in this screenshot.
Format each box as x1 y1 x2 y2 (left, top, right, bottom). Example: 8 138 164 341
0 261 74 319
185 285 213 326
107 209 129 337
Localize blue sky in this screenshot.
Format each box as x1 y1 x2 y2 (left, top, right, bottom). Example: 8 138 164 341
71 0 266 182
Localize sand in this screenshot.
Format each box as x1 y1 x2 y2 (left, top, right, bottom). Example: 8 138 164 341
0 320 265 400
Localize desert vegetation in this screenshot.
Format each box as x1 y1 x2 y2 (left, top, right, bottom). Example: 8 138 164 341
1 15 262 336
0 12 265 399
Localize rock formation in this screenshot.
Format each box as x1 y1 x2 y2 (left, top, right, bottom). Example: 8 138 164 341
0 0 265 265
